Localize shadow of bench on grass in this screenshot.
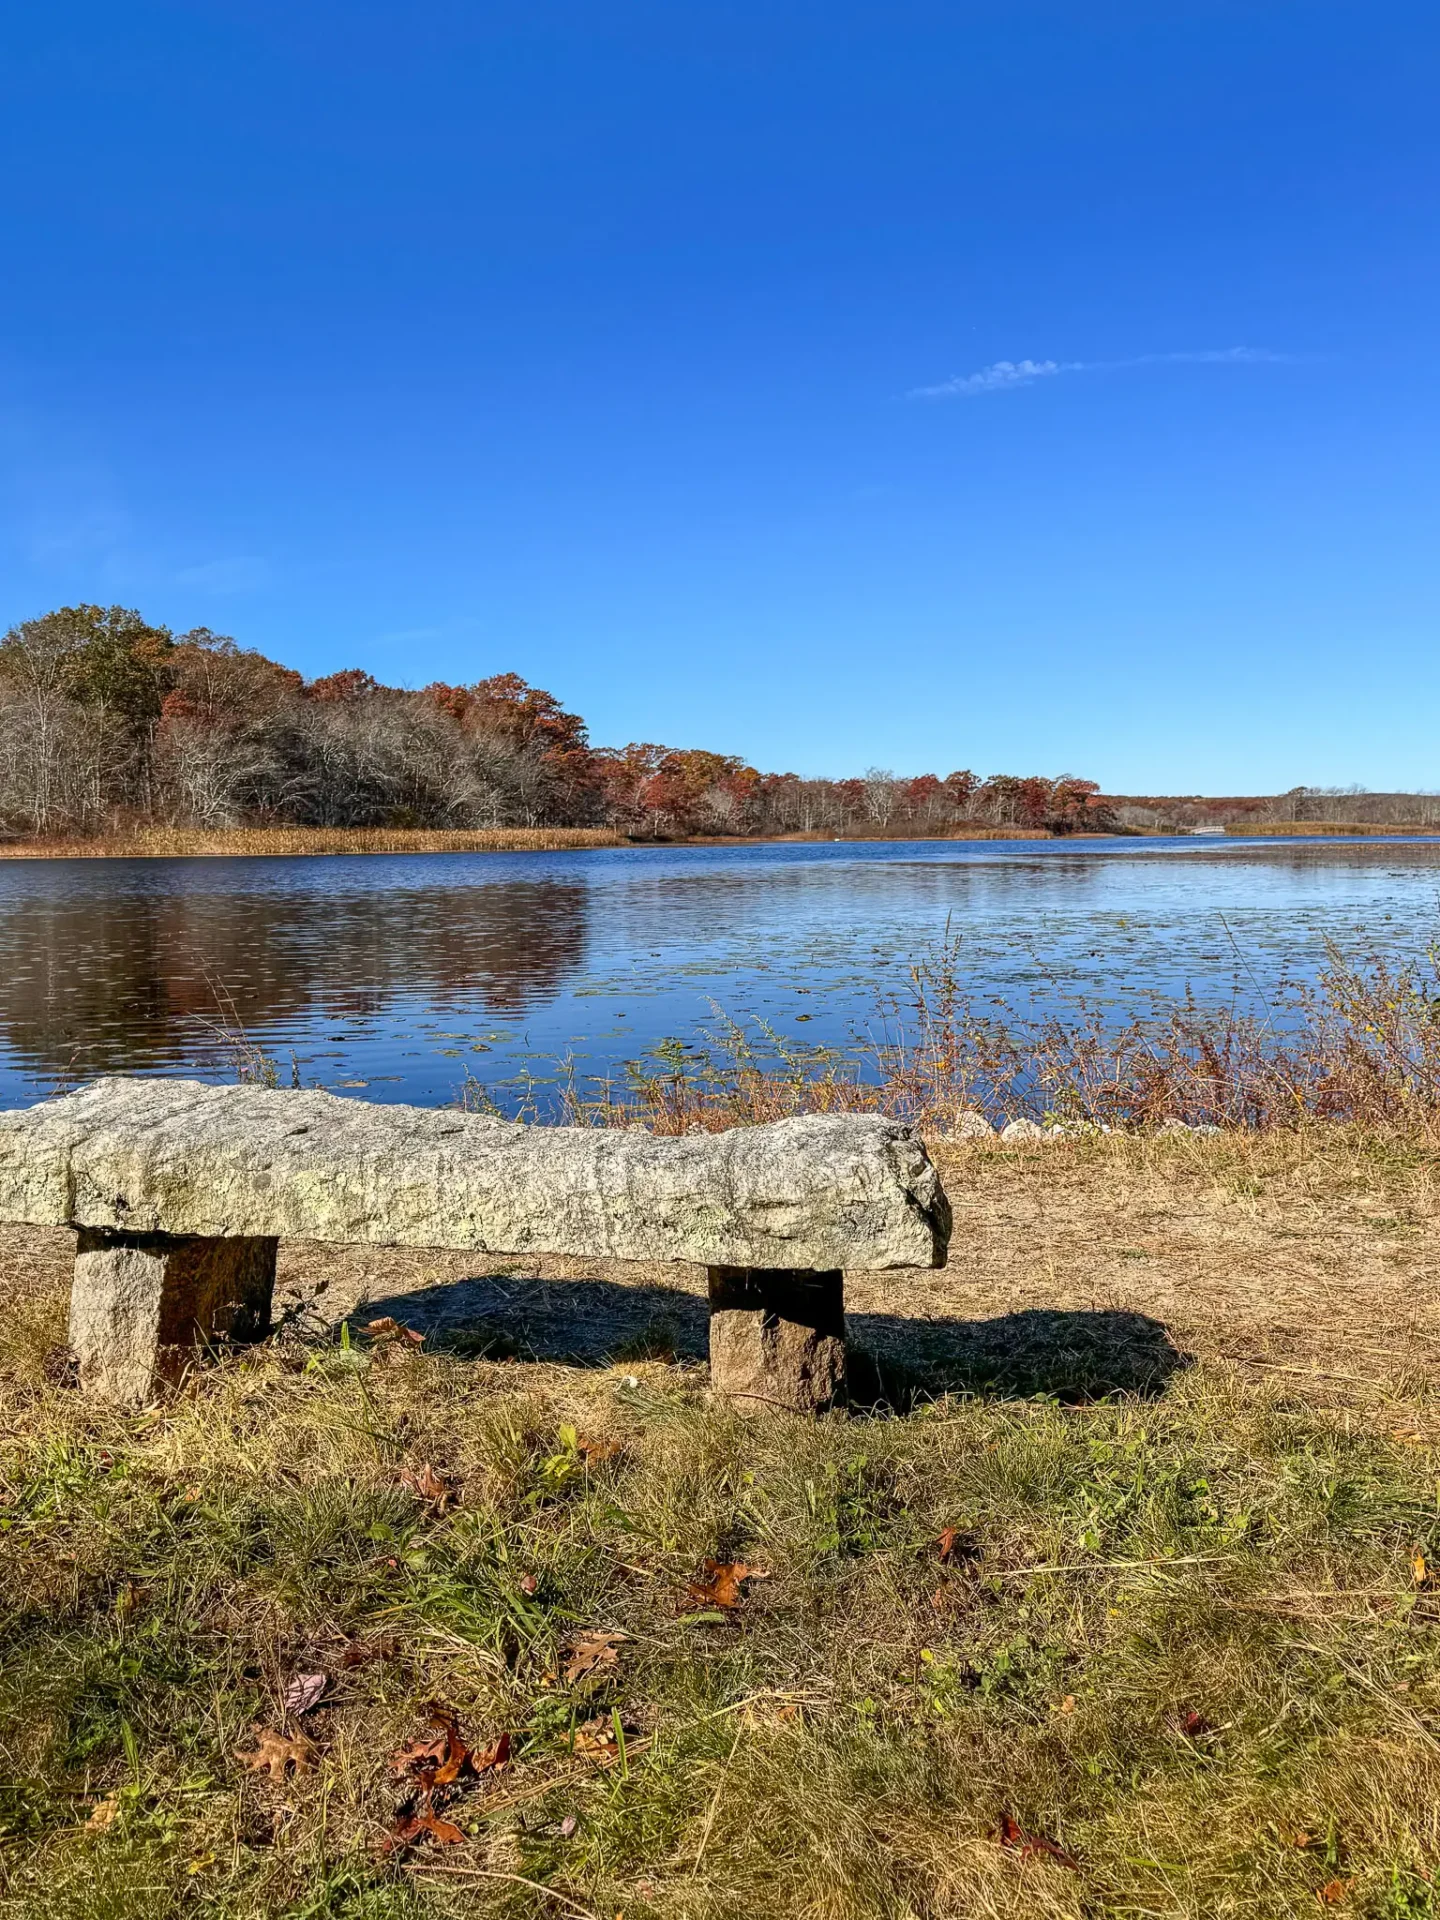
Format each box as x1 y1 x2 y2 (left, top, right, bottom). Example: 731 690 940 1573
335 1272 1191 1404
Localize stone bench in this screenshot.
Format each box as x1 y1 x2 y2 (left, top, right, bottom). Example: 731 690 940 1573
0 1078 950 1411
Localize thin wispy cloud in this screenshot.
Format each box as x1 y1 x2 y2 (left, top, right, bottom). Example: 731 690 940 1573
910 346 1296 400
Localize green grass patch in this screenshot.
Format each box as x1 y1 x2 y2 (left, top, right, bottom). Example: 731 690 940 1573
5 1315 1440 1917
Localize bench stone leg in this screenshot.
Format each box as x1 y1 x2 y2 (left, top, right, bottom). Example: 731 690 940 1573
70 1231 278 1404
706 1267 846 1414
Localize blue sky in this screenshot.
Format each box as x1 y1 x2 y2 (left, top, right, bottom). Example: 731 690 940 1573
2 1 1436 790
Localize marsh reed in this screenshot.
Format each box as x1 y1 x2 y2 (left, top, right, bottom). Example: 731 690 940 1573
560 931 1440 1137
0 825 622 860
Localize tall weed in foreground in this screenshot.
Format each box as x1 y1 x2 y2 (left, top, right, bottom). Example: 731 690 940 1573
568 931 1440 1135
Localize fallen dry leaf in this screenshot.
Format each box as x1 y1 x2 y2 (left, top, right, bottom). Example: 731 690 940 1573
238 1727 317 1781
1055 1695 1077 1715
283 1672 327 1717
385 1801 467 1851
392 1709 509 1789
1415 1550 1431 1588
1168 1707 1213 1740
392 1707 467 1783
577 1436 623 1464
937 1526 964 1563
399 1463 453 1511
364 1316 425 1346
1318 1879 1349 1906
383 1711 510 1855
339 1634 398 1668
686 1559 770 1610
573 1713 639 1758
573 1714 620 1758
564 1628 629 1685
85 1795 120 1832
997 1812 1079 1871
470 1731 512 1777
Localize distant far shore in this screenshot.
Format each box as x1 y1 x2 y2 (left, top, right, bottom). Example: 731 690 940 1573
1 820 1437 859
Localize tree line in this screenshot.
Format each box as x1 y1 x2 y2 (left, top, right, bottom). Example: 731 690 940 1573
0 605 1115 839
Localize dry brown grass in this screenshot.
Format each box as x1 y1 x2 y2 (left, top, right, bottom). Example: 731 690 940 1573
0 825 1055 858
5 1131 1440 1918
1226 822 1440 837
0 826 622 860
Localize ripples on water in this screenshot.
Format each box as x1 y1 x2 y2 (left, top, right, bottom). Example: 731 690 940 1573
1 836 1437 1113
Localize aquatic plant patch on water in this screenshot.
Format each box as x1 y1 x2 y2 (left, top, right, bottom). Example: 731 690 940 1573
558 931 1440 1137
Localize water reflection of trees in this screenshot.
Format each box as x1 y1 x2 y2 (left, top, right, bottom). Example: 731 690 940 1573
0 877 589 1082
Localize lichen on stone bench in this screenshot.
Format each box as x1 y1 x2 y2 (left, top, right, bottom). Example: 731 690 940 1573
0 1078 950 1410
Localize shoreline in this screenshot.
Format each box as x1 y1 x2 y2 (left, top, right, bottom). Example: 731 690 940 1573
0 825 624 860
2 821 1438 860
0 824 1058 859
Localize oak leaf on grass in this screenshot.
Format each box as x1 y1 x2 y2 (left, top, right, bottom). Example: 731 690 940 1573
997 1812 1079 1870
364 1317 425 1348
563 1629 629 1685
1167 1707 1213 1740
238 1728 318 1781
392 1707 509 1788
399 1463 453 1512
385 1802 467 1851
935 1526 980 1568
686 1560 769 1610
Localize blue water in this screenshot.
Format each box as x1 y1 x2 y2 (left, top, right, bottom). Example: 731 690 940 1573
1 834 1437 1113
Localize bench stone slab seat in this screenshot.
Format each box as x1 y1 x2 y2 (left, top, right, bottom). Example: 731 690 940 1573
0 1078 950 1410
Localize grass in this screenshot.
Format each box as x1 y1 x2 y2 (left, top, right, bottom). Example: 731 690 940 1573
0 827 622 860
1225 824 1440 838
5 1129 1440 1918
0 826 1053 860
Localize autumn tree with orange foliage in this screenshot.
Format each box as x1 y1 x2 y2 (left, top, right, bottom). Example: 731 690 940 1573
0 604 1118 840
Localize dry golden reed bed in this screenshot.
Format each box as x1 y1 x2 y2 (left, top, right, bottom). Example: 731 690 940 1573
1225 822 1440 837
0 825 1049 860
0 826 623 860
6 1127 1440 1919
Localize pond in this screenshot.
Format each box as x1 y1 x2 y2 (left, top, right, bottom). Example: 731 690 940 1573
1 835 1438 1114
